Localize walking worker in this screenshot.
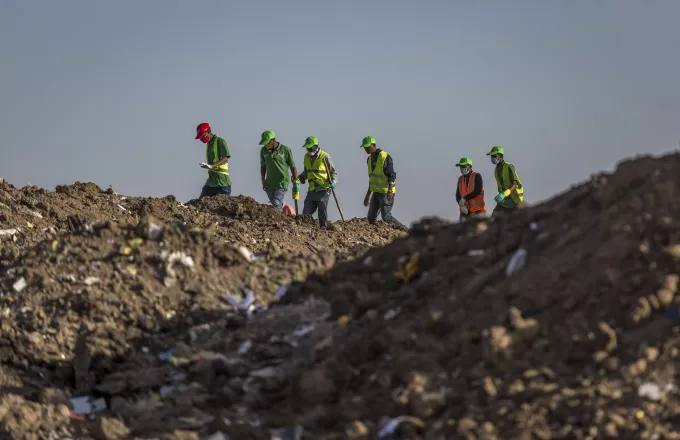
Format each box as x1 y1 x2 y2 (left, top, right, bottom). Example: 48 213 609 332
455 157 486 222
259 130 299 211
195 122 232 198
360 136 405 228
297 136 338 228
486 145 524 215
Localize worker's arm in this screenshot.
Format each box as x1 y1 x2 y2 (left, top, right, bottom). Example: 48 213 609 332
324 154 338 184
260 148 267 188
383 154 396 198
285 147 299 182
455 185 461 203
505 164 518 192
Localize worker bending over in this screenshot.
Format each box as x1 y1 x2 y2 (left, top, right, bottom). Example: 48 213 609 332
195 123 232 198
486 145 524 215
455 157 486 222
361 136 405 228
297 136 338 228
259 130 299 211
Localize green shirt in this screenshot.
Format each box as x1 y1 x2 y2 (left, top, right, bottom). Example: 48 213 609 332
205 136 231 188
260 144 295 190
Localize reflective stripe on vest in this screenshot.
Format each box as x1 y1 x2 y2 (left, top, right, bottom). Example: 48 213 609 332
494 161 523 204
207 136 229 175
457 171 486 213
367 150 396 194
304 150 330 191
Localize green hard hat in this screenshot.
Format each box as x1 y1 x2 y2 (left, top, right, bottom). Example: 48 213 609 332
486 145 504 156
360 136 376 148
302 136 319 149
259 130 276 145
455 157 472 167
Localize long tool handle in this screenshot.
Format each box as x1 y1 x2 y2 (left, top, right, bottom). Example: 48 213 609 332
323 157 345 221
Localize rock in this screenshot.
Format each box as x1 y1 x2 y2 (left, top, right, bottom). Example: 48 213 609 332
345 420 369 439
89 416 131 440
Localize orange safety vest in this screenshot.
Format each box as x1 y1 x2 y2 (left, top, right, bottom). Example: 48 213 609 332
458 171 486 213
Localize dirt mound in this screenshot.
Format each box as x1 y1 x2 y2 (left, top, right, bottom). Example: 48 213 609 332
3 152 680 439
279 152 680 438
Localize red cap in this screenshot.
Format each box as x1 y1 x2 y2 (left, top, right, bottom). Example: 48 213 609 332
195 122 211 139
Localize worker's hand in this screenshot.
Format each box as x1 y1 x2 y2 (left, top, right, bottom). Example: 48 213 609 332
261 179 267 191
494 192 506 203
297 175 306 184
293 181 301 192
460 205 469 215
458 198 466 208
199 162 212 169
330 182 336 189
363 193 371 207
387 192 395 202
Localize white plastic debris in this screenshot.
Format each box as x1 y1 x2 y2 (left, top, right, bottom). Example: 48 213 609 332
148 223 164 240
83 277 100 286
225 289 257 315
269 425 302 440
292 325 315 338
162 251 195 278
384 307 401 321
28 210 43 219
467 249 485 256
377 416 425 438
0 228 19 236
236 245 258 262
238 340 252 354
638 382 674 401
529 222 538 231
69 396 107 415
13 277 27 292
204 432 230 440
274 285 287 299
506 248 528 277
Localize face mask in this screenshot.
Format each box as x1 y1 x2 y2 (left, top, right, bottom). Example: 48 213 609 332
491 157 499 165
461 167 471 175
200 134 210 143
309 147 319 156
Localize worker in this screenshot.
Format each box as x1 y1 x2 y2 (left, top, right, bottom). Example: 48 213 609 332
486 145 524 215
360 136 405 228
454 157 486 222
297 136 338 228
195 122 231 198
259 130 299 211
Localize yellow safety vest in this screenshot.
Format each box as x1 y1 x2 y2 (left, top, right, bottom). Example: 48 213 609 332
207 136 229 176
303 150 330 191
494 161 523 204
367 150 396 194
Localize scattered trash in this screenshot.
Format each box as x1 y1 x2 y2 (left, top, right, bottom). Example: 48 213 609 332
269 425 303 440
384 307 401 321
83 276 100 286
12 277 27 292
377 416 425 438
117 204 128 212
292 325 315 337
529 222 538 231
158 349 174 361
467 249 485 256
69 396 107 415
238 340 252 354
506 248 528 276
638 382 674 401
141 346 149 353
0 228 19 236
159 385 174 398
236 245 258 262
148 222 164 240
225 289 258 316
274 284 288 299
204 432 230 440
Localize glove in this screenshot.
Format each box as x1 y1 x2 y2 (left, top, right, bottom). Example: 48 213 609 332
495 189 511 203
460 205 469 215
458 198 466 208
293 182 301 192
199 162 212 169
297 175 306 184
330 182 336 189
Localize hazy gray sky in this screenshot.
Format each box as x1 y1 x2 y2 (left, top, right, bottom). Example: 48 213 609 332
1 0 679 225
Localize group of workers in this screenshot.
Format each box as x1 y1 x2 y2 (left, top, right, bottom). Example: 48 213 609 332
194 122 524 229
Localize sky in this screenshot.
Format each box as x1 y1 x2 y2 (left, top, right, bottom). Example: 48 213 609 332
1 0 679 226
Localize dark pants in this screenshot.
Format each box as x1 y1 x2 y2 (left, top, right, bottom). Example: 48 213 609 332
459 211 486 223
368 193 403 227
200 185 231 198
303 189 330 227
492 203 516 217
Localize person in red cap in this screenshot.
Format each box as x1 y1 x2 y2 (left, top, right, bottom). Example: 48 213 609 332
195 123 232 198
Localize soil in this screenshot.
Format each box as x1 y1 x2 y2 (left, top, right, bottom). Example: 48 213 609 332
1 152 680 439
